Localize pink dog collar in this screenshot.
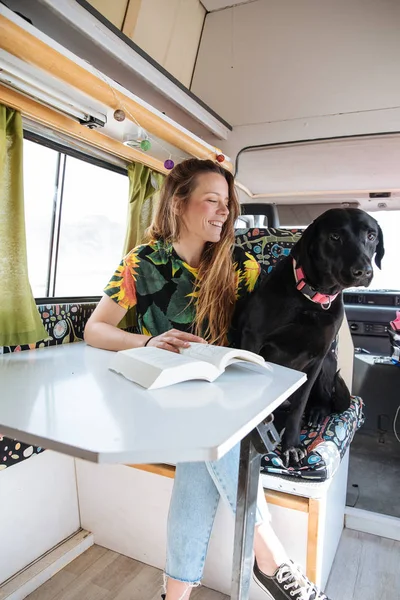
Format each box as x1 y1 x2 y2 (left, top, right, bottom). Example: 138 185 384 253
293 258 338 310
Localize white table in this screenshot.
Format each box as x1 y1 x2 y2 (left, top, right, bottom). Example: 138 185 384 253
0 342 306 599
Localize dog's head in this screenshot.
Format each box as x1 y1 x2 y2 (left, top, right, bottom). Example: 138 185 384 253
292 208 385 292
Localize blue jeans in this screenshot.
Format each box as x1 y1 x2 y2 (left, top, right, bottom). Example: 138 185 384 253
165 442 271 585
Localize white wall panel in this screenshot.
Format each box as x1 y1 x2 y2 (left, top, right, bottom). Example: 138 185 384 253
86 0 129 29
0 451 80 584
192 0 400 156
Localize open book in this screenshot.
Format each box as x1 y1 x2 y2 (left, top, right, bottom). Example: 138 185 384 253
109 342 266 389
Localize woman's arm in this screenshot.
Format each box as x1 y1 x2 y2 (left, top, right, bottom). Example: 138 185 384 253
84 295 206 352
84 295 146 351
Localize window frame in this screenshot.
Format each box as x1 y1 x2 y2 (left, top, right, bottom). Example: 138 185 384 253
23 132 128 301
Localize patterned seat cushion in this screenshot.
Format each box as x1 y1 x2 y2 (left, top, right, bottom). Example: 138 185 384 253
234 228 364 482
261 396 364 482
0 302 98 354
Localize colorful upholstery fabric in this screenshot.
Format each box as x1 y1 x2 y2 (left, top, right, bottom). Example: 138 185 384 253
0 436 44 471
260 396 364 482
0 302 98 471
233 228 364 482
0 302 98 354
235 227 303 274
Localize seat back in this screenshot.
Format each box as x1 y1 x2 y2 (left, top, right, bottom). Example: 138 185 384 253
235 227 302 274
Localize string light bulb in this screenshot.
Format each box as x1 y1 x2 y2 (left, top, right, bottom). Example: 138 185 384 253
164 158 175 170
113 109 126 122
140 139 151 151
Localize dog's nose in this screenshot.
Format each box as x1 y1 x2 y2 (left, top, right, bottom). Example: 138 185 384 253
351 266 373 279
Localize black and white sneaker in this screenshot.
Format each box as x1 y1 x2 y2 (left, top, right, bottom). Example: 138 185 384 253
253 559 330 600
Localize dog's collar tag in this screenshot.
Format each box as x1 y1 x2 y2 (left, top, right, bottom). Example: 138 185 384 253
321 298 332 310
292 258 338 308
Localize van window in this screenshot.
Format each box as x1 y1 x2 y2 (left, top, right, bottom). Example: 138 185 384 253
54 155 128 297
23 139 129 298
367 211 400 291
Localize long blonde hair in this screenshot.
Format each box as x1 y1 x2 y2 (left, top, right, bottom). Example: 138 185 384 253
147 158 240 345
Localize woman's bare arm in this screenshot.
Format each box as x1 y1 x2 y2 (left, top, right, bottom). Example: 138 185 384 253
84 295 205 352
84 295 147 351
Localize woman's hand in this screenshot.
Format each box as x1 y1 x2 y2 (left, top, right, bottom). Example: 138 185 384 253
145 329 206 353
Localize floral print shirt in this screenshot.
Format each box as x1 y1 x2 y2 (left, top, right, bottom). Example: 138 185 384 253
104 239 260 338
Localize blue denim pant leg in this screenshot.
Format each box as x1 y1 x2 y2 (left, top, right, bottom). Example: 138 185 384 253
165 442 270 585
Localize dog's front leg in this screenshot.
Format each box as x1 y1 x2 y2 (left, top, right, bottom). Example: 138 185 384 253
281 389 308 468
281 363 322 467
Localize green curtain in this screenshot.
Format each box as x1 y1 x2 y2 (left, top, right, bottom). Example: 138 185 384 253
119 162 165 329
0 105 47 346
122 162 165 255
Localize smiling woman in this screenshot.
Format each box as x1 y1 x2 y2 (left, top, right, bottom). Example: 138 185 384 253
84 157 334 600
85 158 251 350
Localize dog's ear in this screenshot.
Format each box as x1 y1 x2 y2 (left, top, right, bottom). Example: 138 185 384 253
291 219 318 263
375 223 385 269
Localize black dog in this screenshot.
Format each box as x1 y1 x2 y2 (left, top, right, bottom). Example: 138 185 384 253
237 208 384 466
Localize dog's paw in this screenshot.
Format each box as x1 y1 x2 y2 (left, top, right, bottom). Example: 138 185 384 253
282 446 307 468
307 406 330 429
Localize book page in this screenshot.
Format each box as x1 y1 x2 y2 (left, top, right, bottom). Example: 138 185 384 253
180 343 265 370
179 343 234 368
121 346 200 369
109 346 220 389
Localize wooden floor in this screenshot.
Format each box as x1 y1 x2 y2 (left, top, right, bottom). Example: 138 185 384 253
26 529 400 600
325 528 400 600
25 544 228 600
